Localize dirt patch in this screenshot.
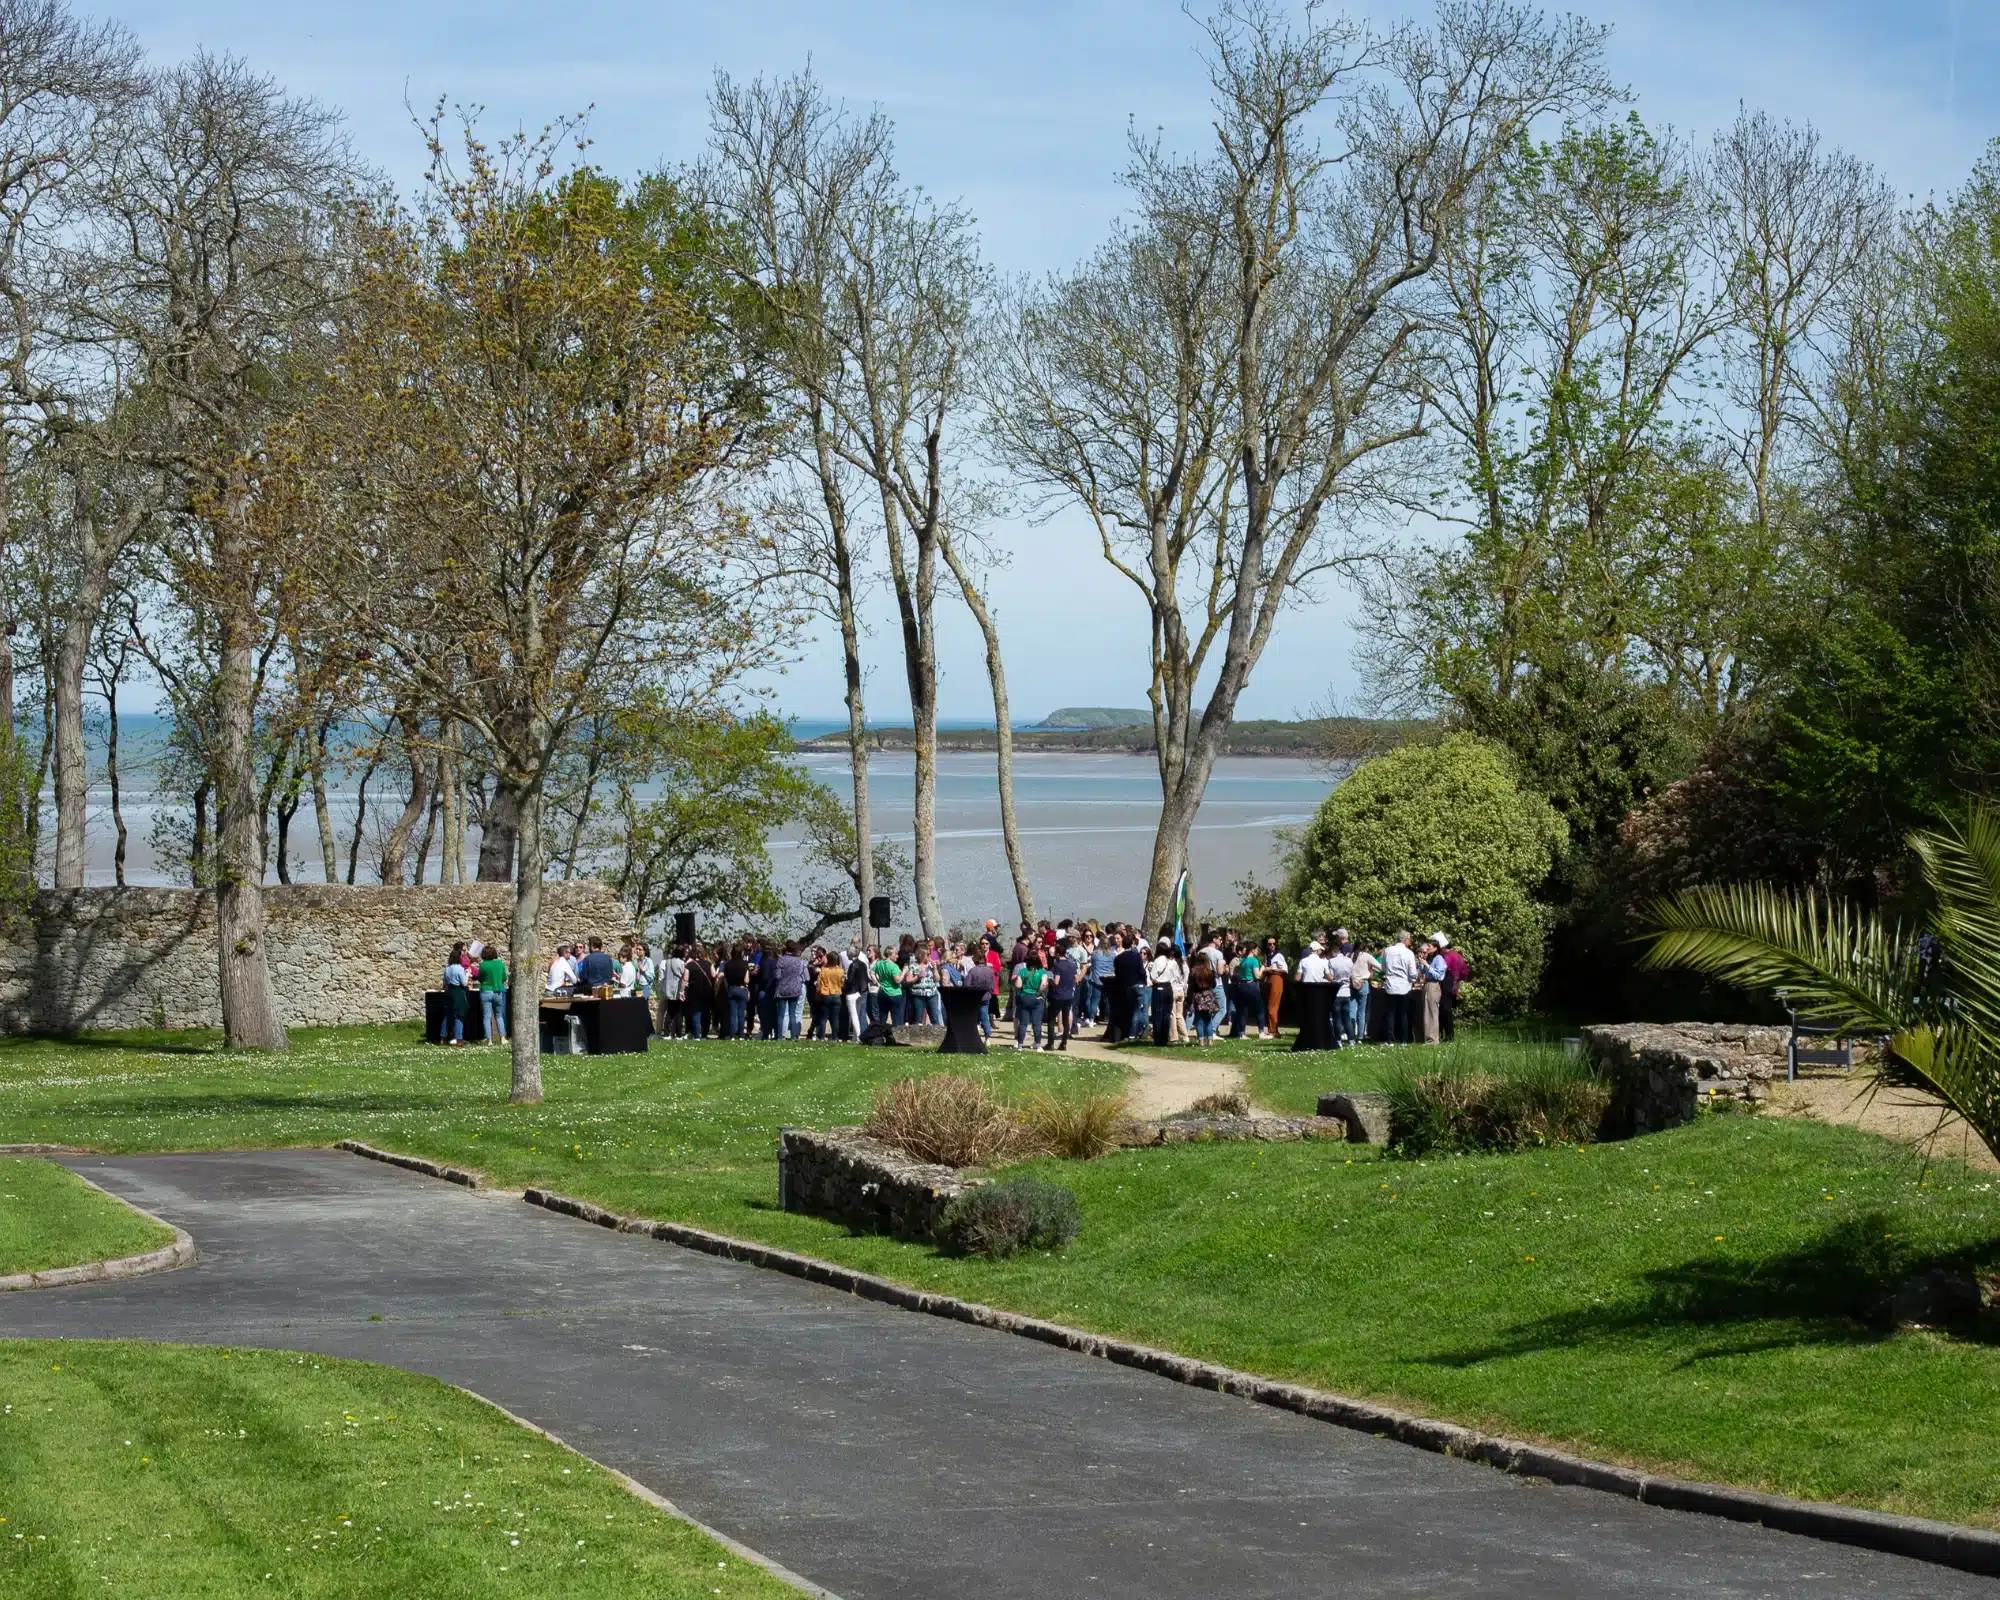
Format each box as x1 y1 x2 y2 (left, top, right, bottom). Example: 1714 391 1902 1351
1768 1070 1998 1173
1060 1035 1248 1119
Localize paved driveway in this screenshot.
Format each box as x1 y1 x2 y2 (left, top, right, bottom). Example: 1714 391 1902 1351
0 1149 1970 1599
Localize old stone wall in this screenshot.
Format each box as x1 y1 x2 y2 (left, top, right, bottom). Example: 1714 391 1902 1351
0 883 635 1033
1583 1021 1790 1137
778 1126 982 1242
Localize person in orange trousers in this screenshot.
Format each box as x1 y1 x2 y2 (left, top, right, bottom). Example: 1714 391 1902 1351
1260 934 1288 1038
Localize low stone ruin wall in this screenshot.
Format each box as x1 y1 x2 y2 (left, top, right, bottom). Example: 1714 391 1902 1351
1124 1112 1349 1147
779 1127 982 1242
1582 1022 1790 1137
0 882 634 1034
780 1113 1356 1242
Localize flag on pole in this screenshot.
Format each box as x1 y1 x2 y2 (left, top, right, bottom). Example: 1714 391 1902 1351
1172 868 1189 954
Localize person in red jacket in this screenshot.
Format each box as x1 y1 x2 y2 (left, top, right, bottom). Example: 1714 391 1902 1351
1434 932 1469 1041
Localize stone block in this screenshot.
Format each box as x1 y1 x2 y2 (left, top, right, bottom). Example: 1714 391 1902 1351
778 1126 983 1242
1582 1022 1787 1138
1319 1092 1391 1145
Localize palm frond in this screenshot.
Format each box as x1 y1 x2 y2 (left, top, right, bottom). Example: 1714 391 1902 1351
1640 882 1925 1037
1884 1020 2000 1164
1910 804 2000 1032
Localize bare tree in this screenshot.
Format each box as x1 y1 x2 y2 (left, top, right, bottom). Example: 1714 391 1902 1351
77 52 356 1046
990 1 1610 924
0 0 144 888
939 527 1033 923
317 116 772 1102
1706 106 1895 536
709 69 987 938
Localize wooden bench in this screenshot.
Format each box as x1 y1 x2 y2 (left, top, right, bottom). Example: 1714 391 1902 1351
1782 997 1853 1082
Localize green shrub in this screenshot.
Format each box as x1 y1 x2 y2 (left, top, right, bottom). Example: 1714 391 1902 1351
1274 733 1566 1017
941 1176 1082 1258
1384 1043 1609 1156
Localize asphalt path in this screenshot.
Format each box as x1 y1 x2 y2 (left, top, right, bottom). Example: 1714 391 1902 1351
0 1149 1976 1599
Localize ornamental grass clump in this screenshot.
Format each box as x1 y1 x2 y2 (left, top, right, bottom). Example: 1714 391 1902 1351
941 1176 1081 1258
1384 1044 1609 1157
1185 1089 1251 1117
1017 1090 1130 1159
865 1074 1023 1167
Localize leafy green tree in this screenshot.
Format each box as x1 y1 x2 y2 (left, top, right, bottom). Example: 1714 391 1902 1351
1274 733 1566 1016
1764 146 2000 892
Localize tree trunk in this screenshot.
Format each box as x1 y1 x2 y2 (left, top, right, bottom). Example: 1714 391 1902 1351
477 780 519 882
345 754 378 884
440 724 462 884
189 779 209 886
212 537 288 1051
841 612 872 928
50 615 92 889
942 535 1031 924
309 719 338 884
414 756 442 885
378 721 431 885
508 780 545 1104
105 674 126 886
52 502 145 888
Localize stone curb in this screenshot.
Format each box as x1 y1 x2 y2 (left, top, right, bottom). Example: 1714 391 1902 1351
516 1181 2000 1580
336 1139 482 1189
453 1386 842 1598
0 1166 196 1293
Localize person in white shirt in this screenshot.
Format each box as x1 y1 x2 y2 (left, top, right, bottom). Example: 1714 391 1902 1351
1349 942 1379 1043
1381 931 1422 1044
1296 941 1330 986
546 944 577 994
1326 945 1355 1044
657 946 688 1036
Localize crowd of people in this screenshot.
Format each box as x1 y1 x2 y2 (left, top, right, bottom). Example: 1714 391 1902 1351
487 917 1468 1051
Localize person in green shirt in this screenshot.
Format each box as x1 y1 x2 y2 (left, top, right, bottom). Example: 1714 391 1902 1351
477 951 509 1043
1230 944 1261 1039
872 941 906 1026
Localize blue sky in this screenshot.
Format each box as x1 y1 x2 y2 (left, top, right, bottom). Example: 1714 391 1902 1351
115 0 2000 722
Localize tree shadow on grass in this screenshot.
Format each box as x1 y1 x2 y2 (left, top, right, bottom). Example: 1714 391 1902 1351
1427 1213 2000 1368
12 1090 477 1121
1 1031 225 1057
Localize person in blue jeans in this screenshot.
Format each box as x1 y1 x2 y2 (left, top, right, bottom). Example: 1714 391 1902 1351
722 945 751 1039
442 943 470 1045
477 948 509 1043
773 940 807 1039
1012 948 1049 1050
965 939 997 1039
1047 940 1078 1051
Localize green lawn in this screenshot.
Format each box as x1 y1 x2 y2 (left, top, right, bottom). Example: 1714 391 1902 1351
4 1027 2000 1525
0 1340 793 1598
0 1156 175 1276
1119 1029 1555 1114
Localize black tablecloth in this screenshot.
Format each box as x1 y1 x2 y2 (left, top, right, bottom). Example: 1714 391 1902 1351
425 988 495 1044
1290 983 1339 1052
937 986 987 1054
540 996 652 1056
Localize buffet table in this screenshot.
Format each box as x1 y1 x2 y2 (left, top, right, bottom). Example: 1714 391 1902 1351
539 995 652 1056
937 986 988 1054
1289 982 1339 1052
